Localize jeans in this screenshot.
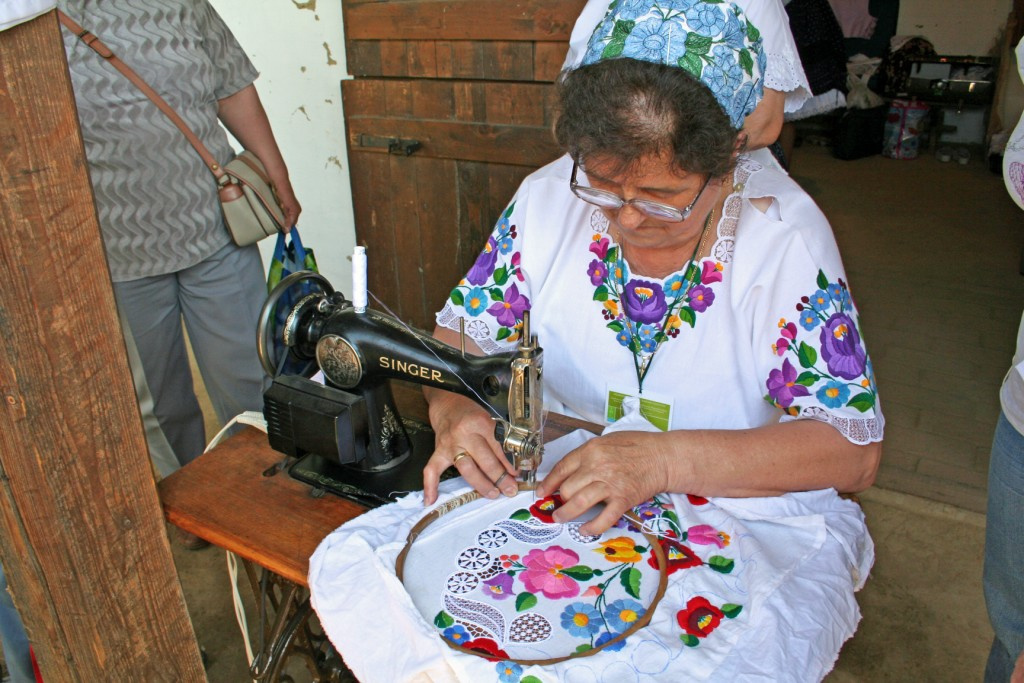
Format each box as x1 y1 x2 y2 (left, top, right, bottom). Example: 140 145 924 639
984 412 1024 682
0 564 35 683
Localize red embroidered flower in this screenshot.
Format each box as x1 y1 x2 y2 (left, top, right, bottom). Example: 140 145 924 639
529 494 564 523
649 537 703 575
462 637 511 662
676 596 724 638
686 494 709 506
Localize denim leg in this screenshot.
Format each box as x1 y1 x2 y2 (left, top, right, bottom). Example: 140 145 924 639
984 412 1024 682
0 564 36 683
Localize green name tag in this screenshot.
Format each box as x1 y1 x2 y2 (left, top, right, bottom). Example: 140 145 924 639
606 390 672 431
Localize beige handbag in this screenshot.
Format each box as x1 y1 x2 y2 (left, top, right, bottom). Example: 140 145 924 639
59 11 286 246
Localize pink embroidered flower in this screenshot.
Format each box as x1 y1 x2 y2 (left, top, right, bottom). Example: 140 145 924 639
511 252 524 281
687 524 730 548
700 260 723 284
519 546 581 599
589 234 610 259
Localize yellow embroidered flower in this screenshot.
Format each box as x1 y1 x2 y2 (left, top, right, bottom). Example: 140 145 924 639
667 314 682 330
777 318 788 329
595 536 643 564
604 300 619 317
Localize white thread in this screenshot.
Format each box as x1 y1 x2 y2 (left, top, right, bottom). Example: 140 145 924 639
352 246 367 313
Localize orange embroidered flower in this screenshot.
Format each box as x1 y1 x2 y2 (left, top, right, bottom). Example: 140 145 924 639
595 536 643 563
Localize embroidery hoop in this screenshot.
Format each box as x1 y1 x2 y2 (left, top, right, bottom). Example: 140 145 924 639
395 484 670 665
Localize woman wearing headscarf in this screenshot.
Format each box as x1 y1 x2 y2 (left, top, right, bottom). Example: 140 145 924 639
309 1 883 679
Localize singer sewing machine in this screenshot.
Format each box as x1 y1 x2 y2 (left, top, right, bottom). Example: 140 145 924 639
255 265 544 506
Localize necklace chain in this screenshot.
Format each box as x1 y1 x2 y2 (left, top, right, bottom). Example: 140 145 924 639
624 203 717 391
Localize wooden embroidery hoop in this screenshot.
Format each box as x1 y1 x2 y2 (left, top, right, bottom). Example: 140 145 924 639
394 484 670 666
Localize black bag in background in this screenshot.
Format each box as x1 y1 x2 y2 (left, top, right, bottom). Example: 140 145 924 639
832 105 889 160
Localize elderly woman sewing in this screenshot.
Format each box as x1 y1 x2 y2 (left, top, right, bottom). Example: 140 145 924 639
423 9 881 521
417 0 881 674
309 1 883 680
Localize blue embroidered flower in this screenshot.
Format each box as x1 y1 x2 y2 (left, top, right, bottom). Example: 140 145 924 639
605 598 646 633
665 272 688 299
712 44 743 90
816 380 851 408
828 282 844 302
442 624 471 646
722 11 746 49
799 309 820 331
464 287 488 317
730 81 758 126
808 289 830 311
595 631 627 652
561 603 603 637
638 324 658 341
616 0 653 21
685 2 727 35
616 329 632 347
496 660 522 683
623 17 687 66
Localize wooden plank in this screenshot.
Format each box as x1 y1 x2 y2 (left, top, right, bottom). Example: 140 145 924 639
0 12 203 681
344 0 583 42
346 117 562 168
411 156 461 328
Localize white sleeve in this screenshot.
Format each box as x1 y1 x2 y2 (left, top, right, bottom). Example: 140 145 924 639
733 0 812 112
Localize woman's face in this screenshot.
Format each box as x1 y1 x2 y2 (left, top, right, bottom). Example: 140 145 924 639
580 151 719 253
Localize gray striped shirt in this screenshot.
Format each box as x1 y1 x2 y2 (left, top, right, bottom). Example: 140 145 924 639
60 0 258 281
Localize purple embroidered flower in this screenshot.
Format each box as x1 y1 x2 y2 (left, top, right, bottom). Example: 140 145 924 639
481 573 515 601
588 259 608 286
487 283 530 328
819 313 867 380
766 358 811 408
467 236 499 285
623 279 667 325
688 284 715 313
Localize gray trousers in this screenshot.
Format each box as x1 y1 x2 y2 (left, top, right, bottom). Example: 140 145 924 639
115 242 268 473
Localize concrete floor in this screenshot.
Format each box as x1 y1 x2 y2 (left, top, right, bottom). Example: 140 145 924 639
173 142 1022 681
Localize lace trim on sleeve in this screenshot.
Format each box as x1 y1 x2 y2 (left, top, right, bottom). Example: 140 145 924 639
436 303 510 356
764 51 811 112
781 406 886 445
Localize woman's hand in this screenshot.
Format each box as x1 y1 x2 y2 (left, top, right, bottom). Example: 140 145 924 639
422 390 519 505
535 430 672 536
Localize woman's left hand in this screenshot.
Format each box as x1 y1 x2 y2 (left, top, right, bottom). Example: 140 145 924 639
535 430 670 536
270 173 301 230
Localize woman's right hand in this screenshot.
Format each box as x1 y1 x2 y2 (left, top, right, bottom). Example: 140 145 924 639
422 389 519 505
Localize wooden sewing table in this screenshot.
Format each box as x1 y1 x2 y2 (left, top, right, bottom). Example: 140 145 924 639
158 404 599 680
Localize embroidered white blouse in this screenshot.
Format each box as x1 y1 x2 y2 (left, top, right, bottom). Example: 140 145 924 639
436 154 884 446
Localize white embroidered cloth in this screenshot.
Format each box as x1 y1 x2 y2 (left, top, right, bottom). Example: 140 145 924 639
309 405 874 683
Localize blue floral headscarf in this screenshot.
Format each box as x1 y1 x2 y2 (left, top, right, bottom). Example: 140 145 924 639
579 0 767 129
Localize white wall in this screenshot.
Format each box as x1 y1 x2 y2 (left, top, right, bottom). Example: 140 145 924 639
209 0 356 293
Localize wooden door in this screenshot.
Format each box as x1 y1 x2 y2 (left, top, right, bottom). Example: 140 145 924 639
342 0 587 330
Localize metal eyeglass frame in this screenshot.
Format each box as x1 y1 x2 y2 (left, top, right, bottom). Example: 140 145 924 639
569 159 711 222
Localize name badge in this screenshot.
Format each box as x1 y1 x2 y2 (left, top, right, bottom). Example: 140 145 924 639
605 384 674 431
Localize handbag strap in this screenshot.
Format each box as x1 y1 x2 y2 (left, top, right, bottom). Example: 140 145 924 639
57 10 227 183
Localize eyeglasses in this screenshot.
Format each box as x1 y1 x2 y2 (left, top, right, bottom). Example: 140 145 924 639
570 160 710 222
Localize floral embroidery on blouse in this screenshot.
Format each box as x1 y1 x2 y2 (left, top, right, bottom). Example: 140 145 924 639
764 269 877 417
448 201 529 343
589 233 724 355
432 493 743 675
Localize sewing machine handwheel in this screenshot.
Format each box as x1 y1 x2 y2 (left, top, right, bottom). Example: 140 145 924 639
257 270 334 378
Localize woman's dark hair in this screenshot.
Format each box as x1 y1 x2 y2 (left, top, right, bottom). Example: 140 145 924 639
554 58 738 178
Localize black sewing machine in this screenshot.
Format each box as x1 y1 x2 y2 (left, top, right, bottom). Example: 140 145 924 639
255 269 543 506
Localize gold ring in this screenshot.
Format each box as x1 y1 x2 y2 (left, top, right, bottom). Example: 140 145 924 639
493 471 509 487
452 451 470 466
